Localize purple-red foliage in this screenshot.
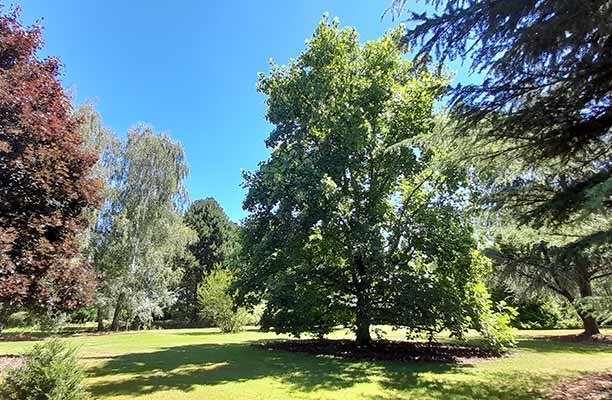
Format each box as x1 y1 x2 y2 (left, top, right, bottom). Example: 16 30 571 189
0 6 101 314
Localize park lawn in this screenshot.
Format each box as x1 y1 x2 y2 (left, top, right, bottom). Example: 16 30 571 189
0 327 611 400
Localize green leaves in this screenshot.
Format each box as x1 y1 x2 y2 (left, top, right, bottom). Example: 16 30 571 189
175 198 238 321
92 126 196 330
0 340 90 400
239 17 513 349
198 267 248 333
392 0 612 228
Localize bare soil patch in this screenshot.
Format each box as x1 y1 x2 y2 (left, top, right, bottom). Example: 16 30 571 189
256 339 503 363
0 355 23 373
542 333 612 345
549 373 612 400
0 334 40 342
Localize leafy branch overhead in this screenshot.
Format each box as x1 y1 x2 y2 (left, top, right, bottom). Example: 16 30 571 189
390 0 612 335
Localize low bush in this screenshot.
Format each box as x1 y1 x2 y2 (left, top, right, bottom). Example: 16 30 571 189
35 312 68 333
513 299 561 330
0 339 90 400
198 267 249 333
5 311 32 328
66 307 97 324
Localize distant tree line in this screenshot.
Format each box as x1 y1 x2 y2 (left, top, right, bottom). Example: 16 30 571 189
0 6 244 333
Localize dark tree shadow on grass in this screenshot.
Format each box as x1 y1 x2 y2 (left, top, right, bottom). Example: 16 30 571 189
86 339 609 399
373 368 568 400
86 341 454 397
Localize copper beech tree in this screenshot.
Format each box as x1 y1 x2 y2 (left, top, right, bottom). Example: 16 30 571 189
0 8 100 319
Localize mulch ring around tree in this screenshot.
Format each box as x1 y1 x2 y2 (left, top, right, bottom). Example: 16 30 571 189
542 334 612 345
0 355 24 373
548 373 612 400
0 334 40 342
256 339 504 363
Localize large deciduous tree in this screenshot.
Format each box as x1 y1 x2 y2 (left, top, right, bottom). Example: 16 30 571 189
177 198 238 322
0 8 100 320
93 126 196 330
239 18 513 347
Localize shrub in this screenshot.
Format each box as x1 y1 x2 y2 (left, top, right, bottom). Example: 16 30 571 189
66 307 97 324
243 302 265 326
0 340 90 400
5 311 32 328
512 298 562 330
35 312 68 333
198 268 248 333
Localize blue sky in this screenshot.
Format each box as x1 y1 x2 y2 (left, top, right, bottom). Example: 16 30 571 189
16 1 475 222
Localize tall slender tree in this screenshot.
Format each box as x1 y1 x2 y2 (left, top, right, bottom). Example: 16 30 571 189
94 126 196 330
0 7 100 322
177 198 237 322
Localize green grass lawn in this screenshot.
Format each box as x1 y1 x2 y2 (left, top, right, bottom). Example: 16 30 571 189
1 327 611 399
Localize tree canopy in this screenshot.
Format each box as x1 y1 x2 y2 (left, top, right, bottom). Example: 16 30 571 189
93 126 196 330
0 9 100 319
389 0 611 229
176 197 238 322
238 17 513 348
389 0 612 336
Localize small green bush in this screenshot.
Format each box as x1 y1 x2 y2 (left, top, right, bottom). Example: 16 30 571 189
66 307 97 324
35 312 68 333
512 299 561 329
198 267 249 333
0 339 90 400
5 311 32 328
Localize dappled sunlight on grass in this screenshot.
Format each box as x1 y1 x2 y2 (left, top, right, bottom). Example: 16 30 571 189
0 327 610 399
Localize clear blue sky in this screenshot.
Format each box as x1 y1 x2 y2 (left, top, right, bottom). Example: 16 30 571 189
16 1 475 222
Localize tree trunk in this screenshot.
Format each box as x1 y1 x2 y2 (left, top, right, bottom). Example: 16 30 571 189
578 312 600 336
354 256 372 347
191 280 199 324
96 306 105 331
577 268 600 336
110 293 125 331
355 307 371 346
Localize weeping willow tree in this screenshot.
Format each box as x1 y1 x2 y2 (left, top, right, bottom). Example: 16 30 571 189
93 126 196 330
